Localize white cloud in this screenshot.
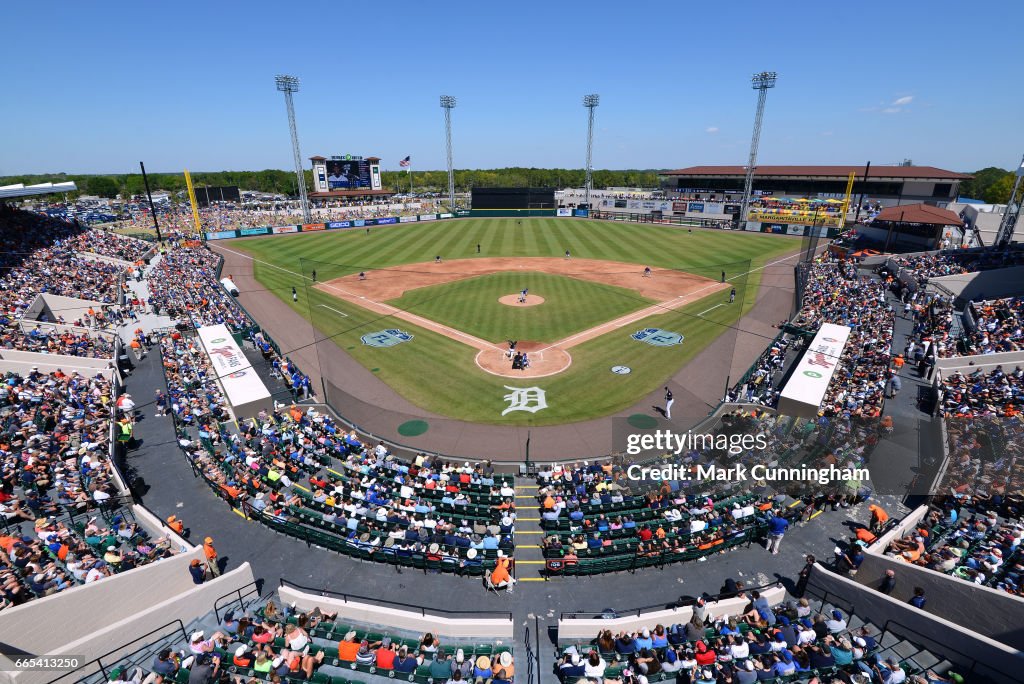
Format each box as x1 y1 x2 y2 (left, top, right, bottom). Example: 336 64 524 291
892 95 913 106
705 126 719 134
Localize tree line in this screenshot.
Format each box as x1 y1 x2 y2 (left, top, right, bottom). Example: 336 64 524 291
0 168 661 200
4 166 1019 204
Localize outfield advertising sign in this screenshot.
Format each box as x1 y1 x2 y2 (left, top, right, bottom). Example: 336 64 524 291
272 225 299 234
376 217 398 225
327 221 351 229
556 208 572 217
353 220 366 227
239 227 269 236
302 223 325 232
688 202 705 213
205 230 236 240
399 216 418 223
441 213 455 218
418 214 437 221
776 322 851 418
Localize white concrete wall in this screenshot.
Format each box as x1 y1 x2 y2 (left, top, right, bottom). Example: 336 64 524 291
4 564 257 684
557 585 786 640
278 585 514 639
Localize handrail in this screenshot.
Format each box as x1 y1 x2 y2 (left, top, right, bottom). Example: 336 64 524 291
558 580 783 620
212 579 262 622
278 577 513 620
879 617 1018 683
49 618 188 683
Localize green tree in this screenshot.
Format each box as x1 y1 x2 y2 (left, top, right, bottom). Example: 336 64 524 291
983 174 1016 204
86 176 120 198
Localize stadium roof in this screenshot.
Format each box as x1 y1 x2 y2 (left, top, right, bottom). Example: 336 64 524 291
874 203 964 226
0 181 78 200
661 165 971 180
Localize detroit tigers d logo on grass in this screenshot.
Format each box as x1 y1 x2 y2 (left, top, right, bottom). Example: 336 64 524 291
501 386 548 416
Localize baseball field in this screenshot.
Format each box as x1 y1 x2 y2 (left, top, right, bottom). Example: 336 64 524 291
226 218 799 425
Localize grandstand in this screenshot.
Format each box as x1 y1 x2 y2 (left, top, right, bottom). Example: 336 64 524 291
3 174 1024 684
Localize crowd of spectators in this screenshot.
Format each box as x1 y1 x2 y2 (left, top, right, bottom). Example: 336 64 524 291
148 245 254 331
939 366 1024 418
0 326 115 358
727 334 798 406
887 245 1024 282
883 499 1023 596
0 367 176 609
789 258 894 418
555 596 927 684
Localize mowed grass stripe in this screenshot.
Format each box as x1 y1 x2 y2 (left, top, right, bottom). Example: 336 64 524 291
233 218 799 424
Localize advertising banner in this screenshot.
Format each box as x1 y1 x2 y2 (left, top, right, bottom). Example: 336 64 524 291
556 208 572 217
301 223 325 232
672 201 688 213
777 323 851 418
688 202 705 213
353 220 366 227
704 202 724 214
747 210 842 227
239 227 269 236
196 324 272 416
574 209 589 217
418 214 437 221
615 199 628 208
205 230 236 240
326 221 351 229
272 225 299 234
441 213 455 218
376 217 398 225
399 216 418 223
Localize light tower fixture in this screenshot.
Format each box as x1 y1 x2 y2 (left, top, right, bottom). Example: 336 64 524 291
995 153 1024 247
583 94 600 210
440 95 457 211
738 71 778 228
275 74 311 224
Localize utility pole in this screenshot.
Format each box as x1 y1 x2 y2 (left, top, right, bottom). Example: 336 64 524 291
583 94 600 209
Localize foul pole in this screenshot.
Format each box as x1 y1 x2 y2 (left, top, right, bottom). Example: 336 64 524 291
184 169 203 238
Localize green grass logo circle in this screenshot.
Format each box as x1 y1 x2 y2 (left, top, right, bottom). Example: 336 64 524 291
803 370 823 378
397 420 429 436
627 414 658 429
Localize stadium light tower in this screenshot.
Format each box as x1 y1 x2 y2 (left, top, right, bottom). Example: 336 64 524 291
995 153 1024 247
583 94 600 209
440 95 457 211
738 71 778 228
275 74 311 224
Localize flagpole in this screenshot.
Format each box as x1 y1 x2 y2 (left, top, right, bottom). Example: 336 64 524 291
409 165 413 197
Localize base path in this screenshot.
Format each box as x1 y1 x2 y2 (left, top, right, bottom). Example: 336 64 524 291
316 257 730 377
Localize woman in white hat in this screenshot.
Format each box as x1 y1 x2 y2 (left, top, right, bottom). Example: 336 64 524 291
492 650 515 682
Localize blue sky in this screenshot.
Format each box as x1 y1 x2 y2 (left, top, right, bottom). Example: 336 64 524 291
2 1 1021 175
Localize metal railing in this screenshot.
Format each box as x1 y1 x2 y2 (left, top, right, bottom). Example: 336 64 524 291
278 577 513 620
212 579 262 622
49 618 188 683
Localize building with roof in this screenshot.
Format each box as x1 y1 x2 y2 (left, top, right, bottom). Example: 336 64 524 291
659 165 971 208
860 202 964 251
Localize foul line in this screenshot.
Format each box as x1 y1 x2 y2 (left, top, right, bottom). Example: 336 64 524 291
699 303 724 316
318 304 349 317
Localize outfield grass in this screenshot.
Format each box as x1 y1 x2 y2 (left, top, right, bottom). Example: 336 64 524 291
386 271 653 344
233 218 798 425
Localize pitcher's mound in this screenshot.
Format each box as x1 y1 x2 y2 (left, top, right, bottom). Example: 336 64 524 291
499 294 545 307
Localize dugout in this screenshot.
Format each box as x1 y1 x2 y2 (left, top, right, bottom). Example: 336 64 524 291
470 187 556 217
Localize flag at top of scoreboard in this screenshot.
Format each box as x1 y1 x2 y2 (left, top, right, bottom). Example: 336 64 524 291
399 156 411 168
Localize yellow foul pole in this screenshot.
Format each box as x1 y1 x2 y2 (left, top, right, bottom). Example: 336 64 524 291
184 169 203 238
838 171 856 231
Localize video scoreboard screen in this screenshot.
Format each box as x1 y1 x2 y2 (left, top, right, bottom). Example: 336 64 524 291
471 187 555 209
326 157 371 189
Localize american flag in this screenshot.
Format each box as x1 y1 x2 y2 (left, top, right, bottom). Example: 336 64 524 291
399 156 411 168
